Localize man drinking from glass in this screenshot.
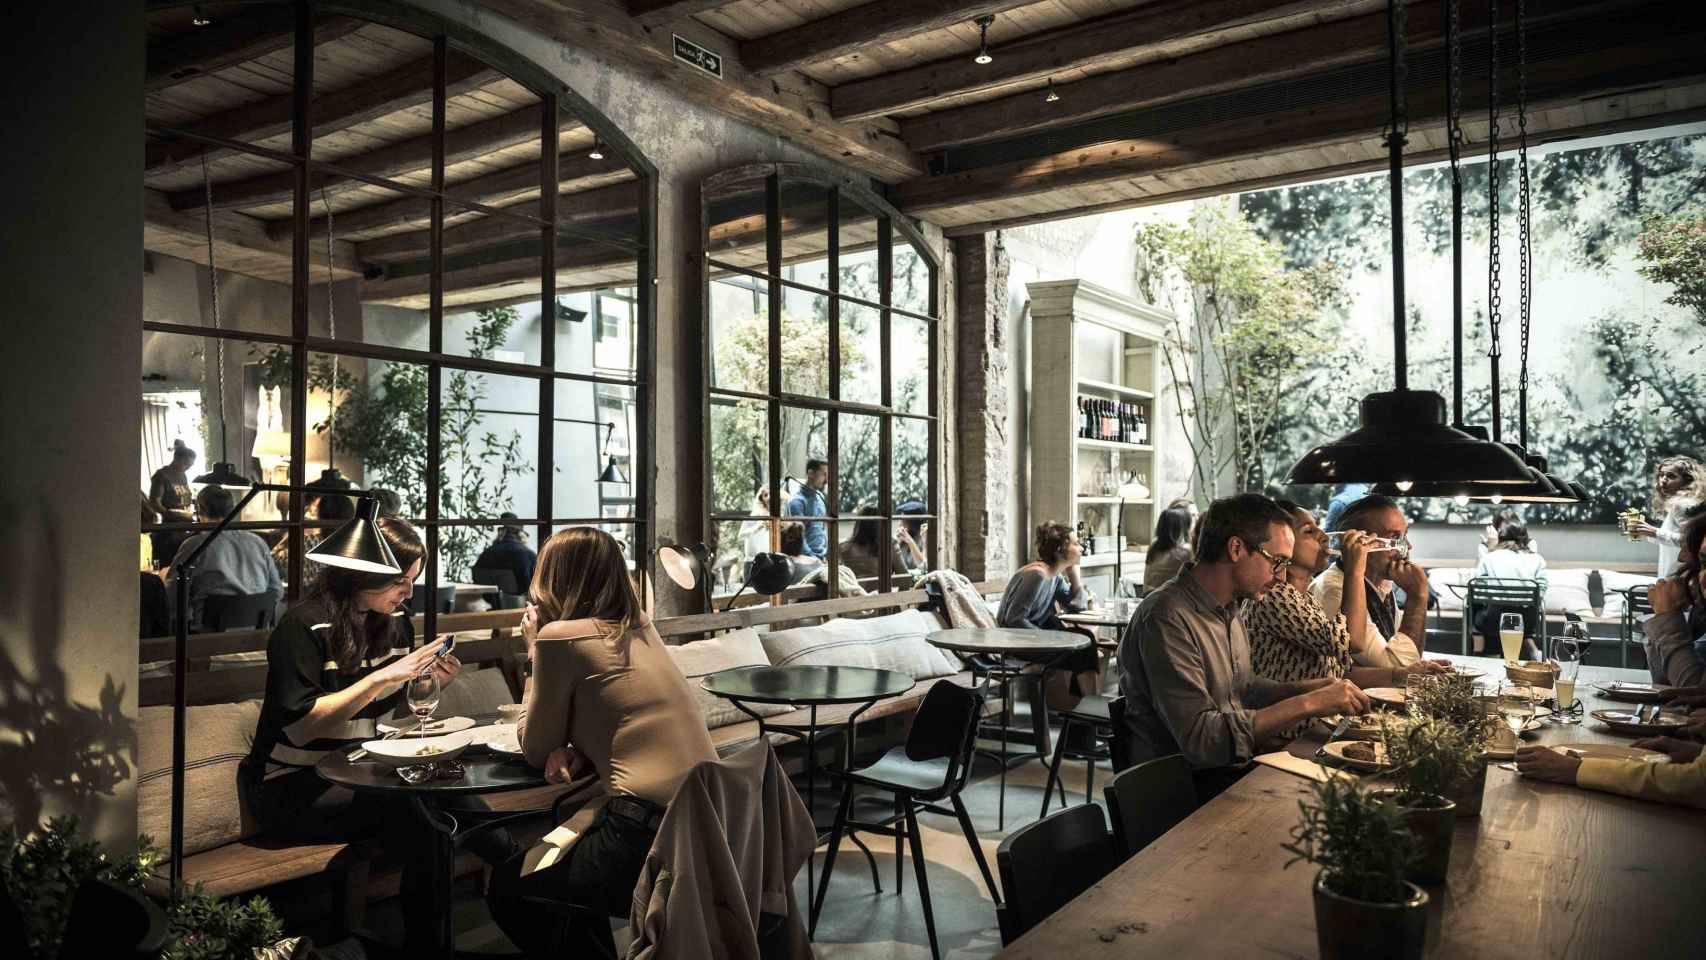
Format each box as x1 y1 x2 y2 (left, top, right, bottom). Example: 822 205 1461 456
1311 495 1429 668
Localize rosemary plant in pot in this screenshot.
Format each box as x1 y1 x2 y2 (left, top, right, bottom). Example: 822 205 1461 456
1284 777 1428 960
1408 672 1495 816
1376 715 1483 883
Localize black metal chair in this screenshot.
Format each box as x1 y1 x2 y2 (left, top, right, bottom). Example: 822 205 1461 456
472 566 527 608
201 589 278 632
1102 753 1197 860
1459 576 1546 657
995 802 1119 946
1106 695 1134 773
410 583 456 614
56 876 169 959
1620 584 1654 669
810 679 998 959
1039 693 1112 817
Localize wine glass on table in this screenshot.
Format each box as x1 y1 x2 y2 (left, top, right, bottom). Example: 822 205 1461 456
1498 612 1527 665
1496 681 1537 771
1550 625 1586 725
406 669 441 733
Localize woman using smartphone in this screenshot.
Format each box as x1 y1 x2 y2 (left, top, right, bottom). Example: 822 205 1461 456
487 527 716 958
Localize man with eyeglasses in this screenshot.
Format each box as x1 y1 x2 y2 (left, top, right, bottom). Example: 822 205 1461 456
1311 495 1430 668
1118 494 1371 800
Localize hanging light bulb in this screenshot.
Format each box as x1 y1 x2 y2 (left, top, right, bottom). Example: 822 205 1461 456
972 15 994 65
1395 480 1414 493
191 6 211 27
1489 493 1504 505
588 137 605 161
1044 78 1060 103
1454 494 1471 506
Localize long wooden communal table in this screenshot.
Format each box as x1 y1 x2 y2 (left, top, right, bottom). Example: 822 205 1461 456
997 654 1706 958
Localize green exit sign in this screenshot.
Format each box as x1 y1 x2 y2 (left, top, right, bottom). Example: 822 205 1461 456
673 35 723 79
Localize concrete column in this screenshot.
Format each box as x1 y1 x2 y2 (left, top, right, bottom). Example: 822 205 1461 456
952 233 1014 582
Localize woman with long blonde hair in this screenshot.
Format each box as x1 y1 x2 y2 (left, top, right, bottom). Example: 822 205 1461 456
1629 455 1706 576
487 527 715 958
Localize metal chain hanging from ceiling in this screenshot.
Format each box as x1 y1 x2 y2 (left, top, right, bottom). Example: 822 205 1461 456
200 155 228 467
1485 0 1504 440
1515 0 1534 444
321 186 338 456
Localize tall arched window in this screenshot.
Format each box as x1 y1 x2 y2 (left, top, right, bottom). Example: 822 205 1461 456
140 0 655 645
699 164 939 605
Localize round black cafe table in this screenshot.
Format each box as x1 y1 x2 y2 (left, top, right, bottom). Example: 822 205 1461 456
317 714 557 960
701 664 915 916
928 627 1091 828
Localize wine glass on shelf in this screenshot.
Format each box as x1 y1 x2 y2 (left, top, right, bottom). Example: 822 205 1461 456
1550 625 1586 725
1495 681 1536 770
1498 612 1527 665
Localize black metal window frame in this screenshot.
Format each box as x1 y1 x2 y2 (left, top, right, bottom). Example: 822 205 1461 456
698 163 940 605
141 0 659 636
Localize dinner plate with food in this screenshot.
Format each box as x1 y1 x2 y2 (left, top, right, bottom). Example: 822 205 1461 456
1592 681 1670 704
378 715 476 737
1363 687 1408 708
1591 708 1689 736
358 732 471 767
1321 739 1390 772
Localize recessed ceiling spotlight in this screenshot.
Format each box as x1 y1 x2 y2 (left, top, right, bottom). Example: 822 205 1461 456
192 5 211 26
588 137 605 161
1044 78 1060 103
973 15 994 65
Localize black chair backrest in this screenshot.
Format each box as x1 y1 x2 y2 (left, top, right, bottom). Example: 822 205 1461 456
1103 753 1197 860
996 803 1118 945
1628 584 1653 618
903 679 982 800
56 876 168 960
471 566 521 595
202 590 278 631
1465 576 1543 608
1107 695 1133 772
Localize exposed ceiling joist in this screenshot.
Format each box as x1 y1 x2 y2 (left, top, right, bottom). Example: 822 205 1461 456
168 108 574 212
830 0 1376 123
146 54 498 173
625 0 742 26
739 0 1034 79
479 0 925 181
901 0 1635 151
143 188 365 283
893 25 1706 217
146 11 365 91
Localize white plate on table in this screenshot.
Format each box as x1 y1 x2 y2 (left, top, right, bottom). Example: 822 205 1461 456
358 732 471 767
1364 687 1407 708
482 722 524 756
378 715 475 737
1553 742 1670 764
1320 739 1389 772
1591 709 1689 736
1593 681 1669 704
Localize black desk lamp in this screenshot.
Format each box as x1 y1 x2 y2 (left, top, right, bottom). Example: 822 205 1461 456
655 543 795 612
167 484 400 895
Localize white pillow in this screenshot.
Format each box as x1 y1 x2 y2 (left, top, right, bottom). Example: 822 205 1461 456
761 609 963 680
138 700 262 855
665 628 796 729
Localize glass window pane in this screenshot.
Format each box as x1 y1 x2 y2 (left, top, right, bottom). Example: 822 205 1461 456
146 3 297 155
555 380 635 520
780 406 829 558
892 314 929 415
779 179 831 279
709 272 767 394
705 175 766 273
444 50 547 204
835 413 881 515
893 416 930 509
710 519 774 599
837 193 881 301
834 516 885 593
306 175 435 349
556 233 641 377
301 347 428 523
780 285 828 398
710 396 768 516
893 238 932 315
891 514 933 588
311 20 433 163
839 300 881 406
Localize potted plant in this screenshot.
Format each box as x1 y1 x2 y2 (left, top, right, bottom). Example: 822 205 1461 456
1376 715 1481 883
1283 777 1429 960
1406 672 1495 816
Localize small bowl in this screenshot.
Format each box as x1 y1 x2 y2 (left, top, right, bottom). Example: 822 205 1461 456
1505 660 1558 688
496 703 525 722
359 732 470 767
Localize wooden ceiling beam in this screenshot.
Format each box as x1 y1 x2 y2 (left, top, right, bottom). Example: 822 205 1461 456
143 189 365 281
892 23 1706 215
479 0 924 181
626 0 744 27
146 54 498 174
900 0 1634 151
831 0 1376 122
739 0 1035 78
167 108 576 212
146 11 366 91
355 180 644 261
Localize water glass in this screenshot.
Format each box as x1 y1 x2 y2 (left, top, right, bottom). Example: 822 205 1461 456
1495 681 1536 770
1550 626 1586 724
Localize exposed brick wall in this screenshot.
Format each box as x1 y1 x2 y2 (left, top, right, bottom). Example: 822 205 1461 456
953 233 1014 581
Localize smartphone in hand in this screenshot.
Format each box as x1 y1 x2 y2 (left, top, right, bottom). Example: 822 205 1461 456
437 634 456 657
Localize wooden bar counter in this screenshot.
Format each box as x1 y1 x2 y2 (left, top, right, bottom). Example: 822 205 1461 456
997 655 1706 959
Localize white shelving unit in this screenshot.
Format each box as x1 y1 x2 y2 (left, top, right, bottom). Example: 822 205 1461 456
1027 279 1172 598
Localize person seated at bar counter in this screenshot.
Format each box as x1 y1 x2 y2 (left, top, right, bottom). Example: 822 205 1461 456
1118 494 1371 800
488 527 716 958
1310 495 1428 667
237 516 484 948
1516 718 1706 809
997 520 1103 711
167 485 282 630
1247 502 1448 735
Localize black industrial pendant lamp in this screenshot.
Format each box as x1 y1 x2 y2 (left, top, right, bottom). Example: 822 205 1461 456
1286 0 1530 489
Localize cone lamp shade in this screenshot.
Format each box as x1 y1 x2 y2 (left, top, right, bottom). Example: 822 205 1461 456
657 543 710 591
599 456 628 485
307 497 402 573
193 461 253 489
1286 391 1533 486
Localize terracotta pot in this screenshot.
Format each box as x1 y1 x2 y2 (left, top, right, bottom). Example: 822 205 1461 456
1312 871 1429 960
1452 757 1489 818
1372 789 1457 884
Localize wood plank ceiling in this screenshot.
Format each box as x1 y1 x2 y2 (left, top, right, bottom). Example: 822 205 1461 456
143 9 639 309
489 0 1706 236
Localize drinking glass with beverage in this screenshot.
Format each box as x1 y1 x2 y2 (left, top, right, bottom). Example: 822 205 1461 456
1550 625 1586 724
1498 612 1526 664
406 669 441 729
1495 681 1536 770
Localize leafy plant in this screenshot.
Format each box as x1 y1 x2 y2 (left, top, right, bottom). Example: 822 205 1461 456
1406 672 1490 737
1381 714 1485 807
1283 777 1418 904
164 888 285 960
0 816 158 959
1636 211 1706 328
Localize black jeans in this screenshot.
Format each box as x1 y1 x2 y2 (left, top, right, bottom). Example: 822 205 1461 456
486 804 659 959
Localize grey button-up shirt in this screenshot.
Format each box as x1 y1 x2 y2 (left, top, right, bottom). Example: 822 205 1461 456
1117 563 1284 770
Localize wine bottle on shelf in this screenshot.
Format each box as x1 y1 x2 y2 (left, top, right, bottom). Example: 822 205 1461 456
1077 397 1087 438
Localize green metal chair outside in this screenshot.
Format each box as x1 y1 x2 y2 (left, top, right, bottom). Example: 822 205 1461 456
1618 584 1654 669
1459 576 1546 657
